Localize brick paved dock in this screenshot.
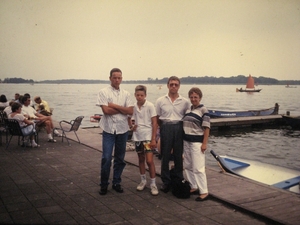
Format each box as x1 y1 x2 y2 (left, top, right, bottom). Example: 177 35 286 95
0 125 299 225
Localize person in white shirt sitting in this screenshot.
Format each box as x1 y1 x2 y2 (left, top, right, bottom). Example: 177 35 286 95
8 102 39 148
21 96 60 142
13 93 20 103
23 93 35 108
4 101 14 116
0 94 9 108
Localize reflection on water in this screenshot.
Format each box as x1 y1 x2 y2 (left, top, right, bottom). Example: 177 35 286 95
1 83 299 171
281 129 300 138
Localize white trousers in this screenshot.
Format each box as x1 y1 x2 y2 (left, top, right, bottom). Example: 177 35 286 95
183 140 208 194
21 124 35 136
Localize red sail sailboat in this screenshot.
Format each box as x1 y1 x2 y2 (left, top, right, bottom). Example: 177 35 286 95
236 74 262 92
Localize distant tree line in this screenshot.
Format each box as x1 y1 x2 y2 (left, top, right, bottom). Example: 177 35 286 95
1 76 300 85
39 79 110 84
0 77 34 83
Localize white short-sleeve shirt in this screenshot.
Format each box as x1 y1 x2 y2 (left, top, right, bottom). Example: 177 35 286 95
132 100 157 141
8 113 26 127
156 94 190 122
96 85 134 134
21 105 37 118
4 106 12 115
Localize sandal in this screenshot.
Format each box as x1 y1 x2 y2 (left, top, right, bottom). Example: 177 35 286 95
48 139 57 143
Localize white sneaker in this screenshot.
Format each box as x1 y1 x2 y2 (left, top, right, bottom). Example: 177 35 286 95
54 130 62 137
32 143 40 148
136 181 146 191
150 184 159 196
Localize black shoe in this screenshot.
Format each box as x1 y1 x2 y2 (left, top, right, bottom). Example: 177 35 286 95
112 184 124 193
160 184 171 193
99 186 108 195
195 194 209 201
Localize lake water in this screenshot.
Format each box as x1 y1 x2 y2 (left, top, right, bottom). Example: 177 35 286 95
1 83 299 170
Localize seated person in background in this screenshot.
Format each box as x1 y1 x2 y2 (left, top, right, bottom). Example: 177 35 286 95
23 93 35 107
0 94 9 108
4 101 14 115
8 102 39 148
34 96 52 115
21 96 61 142
13 93 20 103
18 95 24 105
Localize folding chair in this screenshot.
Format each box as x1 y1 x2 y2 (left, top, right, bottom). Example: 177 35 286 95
4 119 38 150
53 116 84 145
0 111 8 146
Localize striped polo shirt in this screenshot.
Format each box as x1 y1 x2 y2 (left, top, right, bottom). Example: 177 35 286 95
182 104 210 143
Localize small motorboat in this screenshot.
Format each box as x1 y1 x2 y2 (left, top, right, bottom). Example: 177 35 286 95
208 103 279 118
90 114 102 122
285 84 297 88
210 150 300 194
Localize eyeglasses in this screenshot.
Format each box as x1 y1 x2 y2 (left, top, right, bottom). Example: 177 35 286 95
169 83 179 87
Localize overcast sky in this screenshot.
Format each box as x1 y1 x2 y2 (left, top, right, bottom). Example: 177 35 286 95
1 0 299 81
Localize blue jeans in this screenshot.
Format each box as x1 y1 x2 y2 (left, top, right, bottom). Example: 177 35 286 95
100 131 128 187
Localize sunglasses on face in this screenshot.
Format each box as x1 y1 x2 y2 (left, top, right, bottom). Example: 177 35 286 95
169 83 179 87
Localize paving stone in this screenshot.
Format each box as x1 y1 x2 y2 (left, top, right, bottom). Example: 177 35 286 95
0 131 296 225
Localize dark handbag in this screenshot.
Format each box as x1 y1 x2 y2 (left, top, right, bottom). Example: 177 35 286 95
170 168 191 199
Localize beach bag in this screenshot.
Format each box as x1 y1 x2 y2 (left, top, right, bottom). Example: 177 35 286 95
39 110 52 116
170 168 191 199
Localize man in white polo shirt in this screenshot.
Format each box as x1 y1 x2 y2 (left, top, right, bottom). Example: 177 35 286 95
156 76 190 193
96 68 134 195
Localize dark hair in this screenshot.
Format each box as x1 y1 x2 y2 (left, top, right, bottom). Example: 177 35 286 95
0 94 8 103
21 96 30 104
24 93 31 98
18 95 24 103
11 102 22 112
167 76 181 85
188 87 203 98
110 68 122 77
135 85 147 94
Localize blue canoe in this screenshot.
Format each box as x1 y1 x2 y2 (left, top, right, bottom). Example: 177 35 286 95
208 103 279 118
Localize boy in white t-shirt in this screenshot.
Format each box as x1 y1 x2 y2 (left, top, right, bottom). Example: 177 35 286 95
128 85 159 196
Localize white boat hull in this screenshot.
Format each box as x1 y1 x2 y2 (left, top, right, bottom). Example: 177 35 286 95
210 150 300 194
